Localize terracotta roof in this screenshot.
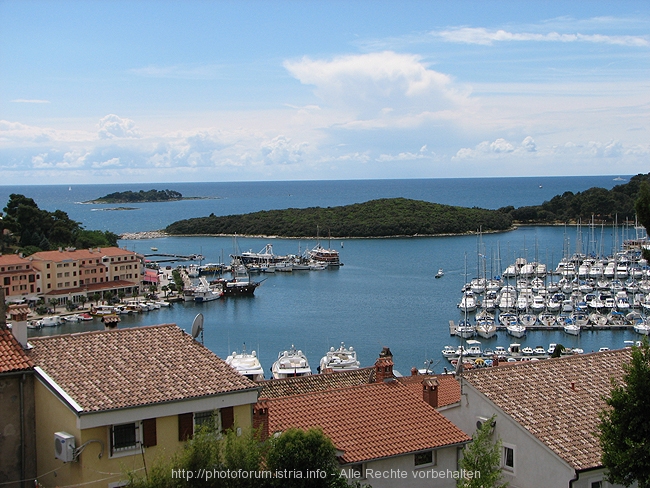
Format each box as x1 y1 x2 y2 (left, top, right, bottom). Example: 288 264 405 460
0 329 34 373
30 247 138 262
28 324 258 412
259 368 375 399
263 381 470 464
462 349 632 471
0 254 32 266
397 374 461 407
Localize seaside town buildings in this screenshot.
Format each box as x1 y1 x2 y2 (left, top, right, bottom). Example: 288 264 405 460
0 247 142 306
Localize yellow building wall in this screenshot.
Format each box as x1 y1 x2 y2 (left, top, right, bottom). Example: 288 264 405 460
35 382 255 488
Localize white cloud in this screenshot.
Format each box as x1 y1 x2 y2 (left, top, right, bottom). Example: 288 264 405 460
11 99 50 104
261 135 308 165
435 27 649 47
522 136 537 152
91 157 121 168
98 114 141 139
454 136 536 159
284 51 471 122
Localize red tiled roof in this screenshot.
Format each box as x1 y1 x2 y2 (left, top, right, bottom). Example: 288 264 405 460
397 374 461 407
28 324 258 412
0 254 32 266
263 381 470 464
0 329 34 373
462 349 632 471
260 368 375 399
30 247 138 262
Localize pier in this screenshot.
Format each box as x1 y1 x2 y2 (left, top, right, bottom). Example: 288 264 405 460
143 253 204 263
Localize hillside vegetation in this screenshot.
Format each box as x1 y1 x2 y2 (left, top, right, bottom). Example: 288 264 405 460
0 194 119 255
87 189 183 203
505 173 650 224
165 198 513 237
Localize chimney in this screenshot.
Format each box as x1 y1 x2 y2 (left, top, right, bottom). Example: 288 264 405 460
411 367 419 376
422 378 439 408
374 347 394 383
253 402 270 441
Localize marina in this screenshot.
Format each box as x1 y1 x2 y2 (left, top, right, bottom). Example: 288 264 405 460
9 176 649 376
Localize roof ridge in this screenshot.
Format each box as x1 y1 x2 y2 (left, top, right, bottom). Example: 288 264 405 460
28 323 178 343
263 379 400 402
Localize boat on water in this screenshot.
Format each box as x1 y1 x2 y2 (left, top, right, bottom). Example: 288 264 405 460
633 321 650 335
271 346 312 379
319 343 360 372
225 345 265 381
150 247 158 251
194 277 223 302
455 320 476 339
435 268 444 278
506 323 526 338
563 322 581 336
213 264 261 296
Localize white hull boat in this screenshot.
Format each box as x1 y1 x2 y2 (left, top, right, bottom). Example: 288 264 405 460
226 346 265 381
319 343 360 372
272 346 312 379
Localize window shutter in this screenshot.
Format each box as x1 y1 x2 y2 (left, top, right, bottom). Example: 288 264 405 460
221 407 234 431
142 418 157 447
178 413 194 441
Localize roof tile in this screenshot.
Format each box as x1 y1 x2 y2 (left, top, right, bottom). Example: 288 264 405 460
0 328 33 373
28 324 258 412
264 381 469 464
462 349 632 470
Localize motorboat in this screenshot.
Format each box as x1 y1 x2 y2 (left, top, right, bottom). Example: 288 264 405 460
441 345 458 359
465 340 483 357
522 346 534 356
506 323 526 338
319 343 360 372
194 278 223 302
272 346 312 379
547 343 557 355
563 323 581 336
39 316 62 327
435 268 444 278
498 312 518 327
633 321 650 335
589 312 608 326
225 346 265 381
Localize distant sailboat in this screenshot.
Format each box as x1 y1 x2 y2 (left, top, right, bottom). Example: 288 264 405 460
68 186 72 191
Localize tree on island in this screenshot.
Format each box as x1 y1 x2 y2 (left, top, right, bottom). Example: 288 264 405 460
457 414 508 488
598 339 650 488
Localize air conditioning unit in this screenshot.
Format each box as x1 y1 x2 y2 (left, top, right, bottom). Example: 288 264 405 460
54 432 76 462
476 416 496 432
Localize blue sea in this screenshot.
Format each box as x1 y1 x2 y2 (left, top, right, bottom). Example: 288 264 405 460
2 175 644 375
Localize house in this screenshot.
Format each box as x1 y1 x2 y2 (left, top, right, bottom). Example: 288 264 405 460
29 246 143 307
28 323 260 487
255 348 470 488
0 292 37 488
0 254 40 303
442 349 637 488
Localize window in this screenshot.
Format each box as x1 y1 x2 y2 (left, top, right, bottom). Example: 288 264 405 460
349 463 365 479
414 450 435 467
111 422 139 453
503 445 515 472
591 482 602 488
194 410 218 430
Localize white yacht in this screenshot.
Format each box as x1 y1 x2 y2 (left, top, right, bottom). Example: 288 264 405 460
319 343 360 372
225 346 265 381
272 346 312 379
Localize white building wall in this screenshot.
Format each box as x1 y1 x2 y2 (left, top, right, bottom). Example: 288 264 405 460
344 445 462 488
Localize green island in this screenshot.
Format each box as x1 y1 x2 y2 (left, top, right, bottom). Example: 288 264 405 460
165 173 650 238
84 189 211 204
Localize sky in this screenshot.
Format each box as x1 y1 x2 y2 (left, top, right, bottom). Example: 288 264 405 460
1 0 649 185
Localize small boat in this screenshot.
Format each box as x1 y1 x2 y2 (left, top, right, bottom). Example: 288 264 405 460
633 321 650 335
564 323 581 336
465 340 483 357
151 247 158 251
441 345 458 359
435 268 444 278
319 343 360 372
226 345 265 381
456 320 476 339
532 345 547 355
272 345 312 379
506 323 526 338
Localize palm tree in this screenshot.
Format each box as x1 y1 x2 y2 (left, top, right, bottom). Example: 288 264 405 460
92 292 101 305
161 285 169 298
78 295 87 309
118 290 126 303
48 298 58 313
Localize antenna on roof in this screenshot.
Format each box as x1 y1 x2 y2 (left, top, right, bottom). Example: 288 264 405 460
191 313 204 344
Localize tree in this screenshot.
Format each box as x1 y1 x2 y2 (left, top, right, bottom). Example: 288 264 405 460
457 414 508 488
598 340 650 488
265 428 349 488
635 180 650 234
161 285 169 297
118 290 126 303
92 292 101 305
47 298 58 313
78 295 87 309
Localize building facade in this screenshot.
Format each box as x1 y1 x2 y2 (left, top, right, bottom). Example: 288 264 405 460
0 254 39 302
28 324 260 487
